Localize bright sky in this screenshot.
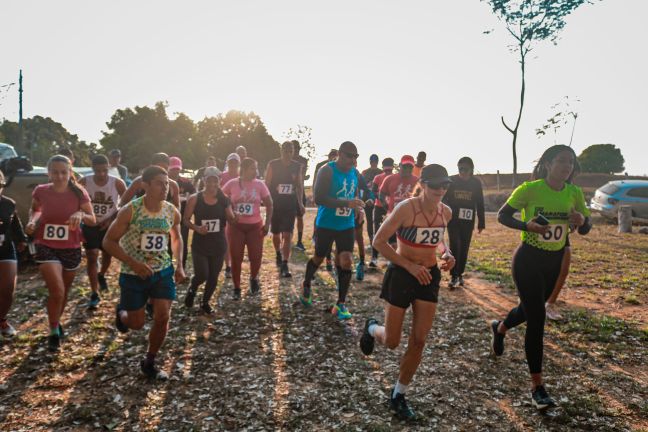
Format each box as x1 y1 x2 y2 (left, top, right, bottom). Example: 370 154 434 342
1 0 646 177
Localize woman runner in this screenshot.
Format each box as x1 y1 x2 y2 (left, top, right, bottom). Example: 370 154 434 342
0 171 28 338
360 164 455 421
25 155 95 351
183 167 235 313
491 144 591 410
222 158 272 299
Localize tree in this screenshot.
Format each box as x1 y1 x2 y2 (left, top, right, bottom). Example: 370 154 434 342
483 0 596 184
0 116 97 165
283 125 315 162
578 144 624 173
535 96 580 146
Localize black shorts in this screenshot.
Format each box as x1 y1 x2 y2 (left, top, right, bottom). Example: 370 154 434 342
314 227 355 258
82 224 107 250
35 244 82 271
0 244 17 262
380 264 441 308
271 208 297 234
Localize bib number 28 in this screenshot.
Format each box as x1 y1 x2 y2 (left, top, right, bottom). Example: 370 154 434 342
541 224 566 243
44 224 69 241
141 234 167 252
415 227 443 246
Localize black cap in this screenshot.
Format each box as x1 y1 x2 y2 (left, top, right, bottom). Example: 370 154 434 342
370 154 379 162
420 164 451 185
109 149 121 156
382 157 394 168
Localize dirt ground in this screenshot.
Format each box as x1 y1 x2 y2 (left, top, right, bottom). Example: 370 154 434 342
0 211 646 431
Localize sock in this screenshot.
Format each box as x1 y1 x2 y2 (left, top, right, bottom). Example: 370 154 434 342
393 381 409 397
145 352 156 366
359 255 365 264
337 269 353 303
276 250 282 259
368 323 379 337
49 322 60 335
298 231 303 243
304 259 319 288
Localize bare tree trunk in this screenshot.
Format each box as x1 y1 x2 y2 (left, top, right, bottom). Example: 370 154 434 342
568 115 578 147
502 47 527 187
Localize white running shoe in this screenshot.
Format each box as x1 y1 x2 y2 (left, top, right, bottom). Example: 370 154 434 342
545 303 563 321
0 321 17 338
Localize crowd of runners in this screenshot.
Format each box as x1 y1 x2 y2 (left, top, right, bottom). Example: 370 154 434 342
0 141 590 420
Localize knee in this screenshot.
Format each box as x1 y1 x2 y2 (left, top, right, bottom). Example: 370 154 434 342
408 335 427 352
385 334 401 350
154 311 170 326
338 253 353 269
130 315 146 330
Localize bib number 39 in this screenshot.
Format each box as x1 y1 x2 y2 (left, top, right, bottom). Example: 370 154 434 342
458 208 473 221
336 207 352 217
541 224 566 243
236 203 254 216
415 227 444 246
44 224 69 241
140 234 167 252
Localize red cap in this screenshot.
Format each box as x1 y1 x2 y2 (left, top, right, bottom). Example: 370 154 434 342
400 155 415 166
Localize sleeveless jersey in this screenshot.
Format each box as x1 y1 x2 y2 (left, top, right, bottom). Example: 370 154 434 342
119 197 175 275
397 200 447 248
315 161 358 231
84 175 120 223
191 191 230 256
267 158 301 210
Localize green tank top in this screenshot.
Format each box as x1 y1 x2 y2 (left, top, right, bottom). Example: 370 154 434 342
506 179 590 251
120 197 176 275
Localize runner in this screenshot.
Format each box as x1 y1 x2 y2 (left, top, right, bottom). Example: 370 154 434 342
379 155 419 246
313 149 339 271
412 151 426 178
103 165 185 380
220 153 241 279
183 167 235 313
0 171 28 338
361 154 382 256
108 149 130 183
120 152 180 209
265 141 304 278
79 154 126 309
193 156 218 190
292 140 309 251
222 158 273 299
58 148 79 181
442 156 485 288
359 164 455 421
235 145 248 160
168 156 195 269
353 164 372 281
369 157 394 266
490 145 591 410
300 141 363 320
24 155 95 351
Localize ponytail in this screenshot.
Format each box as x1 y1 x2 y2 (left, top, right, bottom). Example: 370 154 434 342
67 176 85 201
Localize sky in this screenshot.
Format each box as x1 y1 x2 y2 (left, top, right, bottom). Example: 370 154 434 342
1 0 646 178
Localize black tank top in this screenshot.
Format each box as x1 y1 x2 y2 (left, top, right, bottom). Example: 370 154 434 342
192 191 230 255
268 159 301 209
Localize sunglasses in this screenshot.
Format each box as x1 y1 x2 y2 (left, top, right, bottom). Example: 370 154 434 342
341 151 359 159
423 181 450 190
458 167 471 172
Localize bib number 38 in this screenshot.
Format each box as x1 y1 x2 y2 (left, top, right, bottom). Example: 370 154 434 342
140 234 167 252
415 227 444 246
44 224 69 241
541 224 566 243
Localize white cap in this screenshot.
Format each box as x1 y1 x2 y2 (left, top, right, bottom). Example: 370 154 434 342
226 153 241 162
203 166 221 179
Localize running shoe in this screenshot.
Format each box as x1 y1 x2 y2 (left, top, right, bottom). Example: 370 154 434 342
295 241 306 252
325 258 333 272
48 329 61 352
200 303 214 315
355 261 365 281
458 275 465 287
87 292 101 310
233 288 241 300
531 385 556 410
145 302 154 320
58 323 65 339
449 276 458 289
140 360 169 381
275 252 282 267
491 320 505 356
545 303 563 321
280 262 292 278
250 278 261 295
360 318 378 355
389 390 416 421
115 305 129 333
300 282 312 307
369 257 378 268
0 320 17 338
184 287 197 308
98 273 108 291
331 303 352 320
225 267 232 279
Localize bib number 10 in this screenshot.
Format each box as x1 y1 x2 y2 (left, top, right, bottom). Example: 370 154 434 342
140 234 167 252
458 208 473 221
44 224 69 241
236 203 254 216
541 224 566 243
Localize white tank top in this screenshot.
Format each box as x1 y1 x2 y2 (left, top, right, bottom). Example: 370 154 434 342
84 175 120 223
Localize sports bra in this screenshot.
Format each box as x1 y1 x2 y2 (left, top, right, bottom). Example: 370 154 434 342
396 200 447 248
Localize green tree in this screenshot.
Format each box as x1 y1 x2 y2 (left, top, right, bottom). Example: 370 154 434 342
0 116 96 165
483 0 597 184
578 144 624 174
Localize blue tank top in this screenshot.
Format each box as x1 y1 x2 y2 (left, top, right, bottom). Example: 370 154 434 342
315 161 358 231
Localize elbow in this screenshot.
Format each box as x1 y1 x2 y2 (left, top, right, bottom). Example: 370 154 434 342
497 210 506 226
578 218 592 235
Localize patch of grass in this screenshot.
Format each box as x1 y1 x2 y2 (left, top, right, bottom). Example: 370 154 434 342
560 393 611 418
557 309 648 343
624 294 640 305
467 258 513 288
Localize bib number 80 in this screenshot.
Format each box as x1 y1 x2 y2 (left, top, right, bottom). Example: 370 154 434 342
141 234 167 252
44 224 69 241
541 224 566 243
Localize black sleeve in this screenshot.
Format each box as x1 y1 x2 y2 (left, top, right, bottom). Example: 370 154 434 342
314 166 348 208
442 184 454 208
474 179 486 230
497 203 527 231
11 210 27 243
578 217 592 235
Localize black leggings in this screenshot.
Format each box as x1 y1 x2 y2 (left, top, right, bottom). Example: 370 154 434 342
372 206 387 259
366 205 375 244
447 220 473 277
189 246 226 305
503 243 564 374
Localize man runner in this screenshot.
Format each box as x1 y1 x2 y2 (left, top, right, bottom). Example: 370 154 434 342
103 165 185 379
369 158 394 266
361 154 382 264
292 140 309 251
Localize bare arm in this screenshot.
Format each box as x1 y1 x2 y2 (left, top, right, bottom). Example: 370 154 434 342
170 208 185 281
102 205 148 275
170 181 180 208
264 162 273 189
119 177 142 207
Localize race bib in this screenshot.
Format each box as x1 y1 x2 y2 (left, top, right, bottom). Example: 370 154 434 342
140 233 167 252
540 224 566 243
336 207 352 217
278 184 294 195
458 208 473 221
44 224 69 241
92 203 111 217
203 219 220 233
235 203 254 216
415 227 444 246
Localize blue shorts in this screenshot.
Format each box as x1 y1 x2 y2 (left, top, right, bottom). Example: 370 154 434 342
119 266 176 311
